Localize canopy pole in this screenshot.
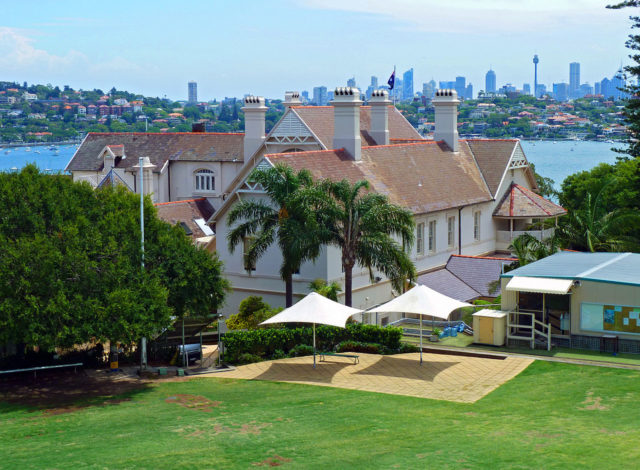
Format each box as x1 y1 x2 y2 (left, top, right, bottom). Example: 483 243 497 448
313 323 316 369
420 315 423 365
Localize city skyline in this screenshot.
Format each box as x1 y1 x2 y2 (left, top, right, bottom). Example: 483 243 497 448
0 0 632 100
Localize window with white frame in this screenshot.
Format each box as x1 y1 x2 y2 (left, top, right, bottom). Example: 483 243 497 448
428 220 436 252
195 169 215 192
447 216 455 247
473 211 481 241
416 222 425 255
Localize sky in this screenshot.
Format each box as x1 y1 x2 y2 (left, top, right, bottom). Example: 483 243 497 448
0 0 634 101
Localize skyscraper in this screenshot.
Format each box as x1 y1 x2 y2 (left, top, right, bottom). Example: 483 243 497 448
569 62 580 97
312 86 328 106
370 76 378 88
485 69 496 93
402 68 414 101
553 82 569 101
188 81 197 103
455 76 466 98
533 55 539 98
523 83 531 95
422 81 435 99
465 83 473 100
347 77 356 88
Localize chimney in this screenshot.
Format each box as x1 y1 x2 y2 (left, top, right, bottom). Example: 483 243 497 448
283 91 302 108
331 87 362 161
369 89 390 145
191 121 206 132
432 89 460 152
242 95 267 161
133 156 156 202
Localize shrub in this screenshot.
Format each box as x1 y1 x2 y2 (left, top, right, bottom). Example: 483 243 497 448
288 344 314 357
336 341 380 354
237 353 263 365
398 343 420 353
226 296 281 330
271 349 286 360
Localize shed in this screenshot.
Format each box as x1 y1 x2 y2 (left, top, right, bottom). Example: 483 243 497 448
473 309 507 346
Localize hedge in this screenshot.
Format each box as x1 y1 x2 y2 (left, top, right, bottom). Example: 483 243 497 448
222 323 402 364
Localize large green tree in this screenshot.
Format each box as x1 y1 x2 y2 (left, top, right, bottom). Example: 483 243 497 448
607 1 640 158
0 166 227 350
227 164 325 307
318 179 416 307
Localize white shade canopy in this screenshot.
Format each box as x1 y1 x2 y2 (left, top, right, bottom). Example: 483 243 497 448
368 284 472 319
260 292 363 328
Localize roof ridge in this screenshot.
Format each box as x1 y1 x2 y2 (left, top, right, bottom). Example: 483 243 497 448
154 197 207 206
266 148 346 158
463 138 518 142
362 141 442 150
87 132 245 136
576 252 633 278
513 183 564 215
451 254 516 261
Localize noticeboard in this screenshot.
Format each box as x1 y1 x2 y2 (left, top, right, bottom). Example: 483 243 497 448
580 302 640 335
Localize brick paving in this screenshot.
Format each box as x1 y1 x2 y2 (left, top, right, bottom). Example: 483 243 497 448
206 352 533 403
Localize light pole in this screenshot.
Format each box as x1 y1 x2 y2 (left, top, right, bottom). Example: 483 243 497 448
139 157 147 375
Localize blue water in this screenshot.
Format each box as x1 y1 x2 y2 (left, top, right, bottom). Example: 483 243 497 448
520 140 622 189
0 144 77 172
0 140 623 187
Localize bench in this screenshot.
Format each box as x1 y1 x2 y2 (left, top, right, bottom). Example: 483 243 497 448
319 352 359 364
0 362 83 379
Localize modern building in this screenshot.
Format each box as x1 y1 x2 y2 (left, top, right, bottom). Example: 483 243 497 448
533 55 539 97
347 77 356 88
403 68 414 101
422 81 435 99
465 83 473 100
501 251 640 351
553 82 569 101
455 76 466 98
595 82 601 95
522 83 531 95
312 86 328 106
188 81 197 103
535 83 546 98
485 69 496 94
569 62 580 98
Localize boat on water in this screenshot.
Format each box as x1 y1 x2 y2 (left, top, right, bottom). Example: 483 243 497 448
49 145 57 151
25 147 31 152
34 150 41 154
4 150 10 155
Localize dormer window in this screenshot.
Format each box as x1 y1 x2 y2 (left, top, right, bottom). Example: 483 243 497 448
195 169 215 192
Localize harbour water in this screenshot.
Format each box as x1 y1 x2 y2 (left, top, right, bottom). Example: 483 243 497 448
0 140 624 189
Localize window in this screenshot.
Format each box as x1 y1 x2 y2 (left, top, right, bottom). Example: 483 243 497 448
428 220 436 252
243 237 256 271
447 216 455 247
473 211 481 241
195 169 215 192
416 222 425 255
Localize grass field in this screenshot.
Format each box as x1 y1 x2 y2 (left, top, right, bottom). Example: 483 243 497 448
1 361 639 469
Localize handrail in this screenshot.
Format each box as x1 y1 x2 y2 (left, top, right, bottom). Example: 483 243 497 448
507 311 551 351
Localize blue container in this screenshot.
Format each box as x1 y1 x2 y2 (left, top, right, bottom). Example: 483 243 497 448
450 328 458 337
458 323 465 332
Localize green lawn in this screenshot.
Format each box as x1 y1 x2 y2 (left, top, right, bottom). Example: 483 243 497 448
1 361 640 469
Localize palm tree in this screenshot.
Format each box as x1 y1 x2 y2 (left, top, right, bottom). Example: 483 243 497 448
508 232 560 268
227 164 324 307
318 179 416 307
308 279 342 301
556 184 640 252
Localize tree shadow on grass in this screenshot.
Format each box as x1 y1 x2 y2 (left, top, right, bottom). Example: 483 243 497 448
252 360 352 384
353 356 459 382
0 369 154 414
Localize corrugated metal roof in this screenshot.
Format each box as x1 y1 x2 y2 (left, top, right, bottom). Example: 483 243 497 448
502 252 640 287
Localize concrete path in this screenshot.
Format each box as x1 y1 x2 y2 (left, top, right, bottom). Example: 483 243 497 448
205 352 533 403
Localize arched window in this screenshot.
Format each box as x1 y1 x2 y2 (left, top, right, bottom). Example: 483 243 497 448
195 169 215 192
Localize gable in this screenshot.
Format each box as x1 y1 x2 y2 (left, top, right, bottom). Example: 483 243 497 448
270 111 315 138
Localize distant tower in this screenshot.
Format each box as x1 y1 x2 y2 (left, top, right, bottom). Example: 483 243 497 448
485 69 496 93
533 55 539 98
570 62 580 98
188 81 197 103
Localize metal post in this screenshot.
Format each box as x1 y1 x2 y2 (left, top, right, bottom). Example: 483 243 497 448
419 315 423 365
313 323 316 369
218 315 222 367
139 157 146 375
182 317 187 368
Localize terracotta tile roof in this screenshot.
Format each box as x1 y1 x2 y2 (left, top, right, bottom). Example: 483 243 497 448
291 105 422 148
266 141 492 214
465 139 520 197
493 183 567 218
154 198 215 241
66 132 244 172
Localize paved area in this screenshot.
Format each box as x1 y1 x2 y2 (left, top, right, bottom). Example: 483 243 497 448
206 352 533 403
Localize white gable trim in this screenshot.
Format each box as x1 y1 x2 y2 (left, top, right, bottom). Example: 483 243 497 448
494 141 537 197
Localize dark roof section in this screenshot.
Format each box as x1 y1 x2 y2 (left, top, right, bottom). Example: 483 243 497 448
418 254 516 301
418 269 481 302
446 254 515 297
465 139 518 196
493 183 567 218
66 132 245 172
154 198 215 241
291 105 422 148
267 141 492 214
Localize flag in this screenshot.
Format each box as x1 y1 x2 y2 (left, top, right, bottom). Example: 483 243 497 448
387 69 395 90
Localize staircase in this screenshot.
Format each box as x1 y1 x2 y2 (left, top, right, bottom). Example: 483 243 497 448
506 311 551 351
